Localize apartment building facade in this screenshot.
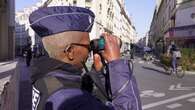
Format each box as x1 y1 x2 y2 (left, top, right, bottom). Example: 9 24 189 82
15 0 136 54
0 0 15 61
46 0 137 51
15 0 46 56
149 0 195 54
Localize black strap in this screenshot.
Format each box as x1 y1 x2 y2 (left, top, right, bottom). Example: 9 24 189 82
81 74 94 93
87 71 109 100
99 54 112 101
104 64 112 101
82 61 111 101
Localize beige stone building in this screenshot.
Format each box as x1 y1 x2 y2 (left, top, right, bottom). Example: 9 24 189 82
16 0 136 53
0 0 15 61
45 0 136 51
149 0 195 54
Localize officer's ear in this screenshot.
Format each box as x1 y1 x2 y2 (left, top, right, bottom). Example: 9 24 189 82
64 45 74 61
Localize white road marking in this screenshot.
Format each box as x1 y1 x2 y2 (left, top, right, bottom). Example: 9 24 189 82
142 90 154 94
169 85 191 91
153 93 165 98
169 83 195 91
142 92 195 110
139 61 144 64
187 98 195 102
140 90 165 98
166 103 182 109
147 62 151 64
177 83 195 89
140 90 154 97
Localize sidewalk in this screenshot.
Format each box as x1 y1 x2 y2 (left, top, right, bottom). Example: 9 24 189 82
150 59 195 75
0 58 32 109
123 52 195 75
0 59 19 94
185 71 195 75
120 54 195 75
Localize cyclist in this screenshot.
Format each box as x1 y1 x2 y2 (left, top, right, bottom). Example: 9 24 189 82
143 46 152 61
167 41 181 74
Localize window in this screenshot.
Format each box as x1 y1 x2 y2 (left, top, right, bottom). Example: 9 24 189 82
191 13 195 22
107 8 110 17
99 4 102 14
107 0 110 4
73 0 77 6
168 6 171 18
85 0 92 2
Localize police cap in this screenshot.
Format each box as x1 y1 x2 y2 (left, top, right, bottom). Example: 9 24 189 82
29 6 95 37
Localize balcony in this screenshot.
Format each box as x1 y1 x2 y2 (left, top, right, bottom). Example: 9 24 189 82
165 25 195 40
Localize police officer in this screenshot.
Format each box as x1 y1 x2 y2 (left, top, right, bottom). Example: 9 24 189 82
30 6 142 110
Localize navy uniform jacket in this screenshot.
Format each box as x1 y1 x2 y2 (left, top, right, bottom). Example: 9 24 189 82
31 57 142 110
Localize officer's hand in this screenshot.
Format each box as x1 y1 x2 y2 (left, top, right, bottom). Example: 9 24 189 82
93 54 103 71
101 33 120 62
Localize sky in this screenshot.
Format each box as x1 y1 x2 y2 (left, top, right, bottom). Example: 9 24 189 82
16 0 156 38
16 0 40 11
125 0 156 37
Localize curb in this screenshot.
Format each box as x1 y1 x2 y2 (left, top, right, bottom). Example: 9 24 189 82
185 71 195 75
150 59 195 75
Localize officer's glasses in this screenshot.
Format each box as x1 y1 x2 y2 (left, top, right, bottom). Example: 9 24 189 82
71 43 91 52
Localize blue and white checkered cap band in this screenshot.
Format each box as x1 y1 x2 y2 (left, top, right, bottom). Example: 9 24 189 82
29 6 95 37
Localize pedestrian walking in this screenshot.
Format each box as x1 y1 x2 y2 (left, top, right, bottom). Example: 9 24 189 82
25 43 32 67
130 43 134 59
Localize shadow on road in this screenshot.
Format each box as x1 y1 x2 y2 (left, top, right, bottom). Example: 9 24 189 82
142 66 170 76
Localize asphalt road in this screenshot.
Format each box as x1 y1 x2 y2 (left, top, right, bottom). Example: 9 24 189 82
1 56 195 110
133 58 195 110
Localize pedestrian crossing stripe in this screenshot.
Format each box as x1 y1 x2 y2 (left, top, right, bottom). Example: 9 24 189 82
187 98 195 102
142 92 195 110
166 103 182 109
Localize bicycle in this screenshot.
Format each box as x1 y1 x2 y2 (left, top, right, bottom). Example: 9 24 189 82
163 61 185 78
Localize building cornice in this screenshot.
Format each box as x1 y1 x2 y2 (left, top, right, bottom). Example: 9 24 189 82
116 0 134 29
